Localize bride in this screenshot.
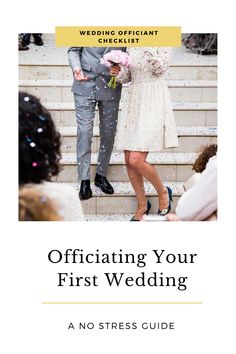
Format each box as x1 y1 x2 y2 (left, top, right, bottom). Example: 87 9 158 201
116 47 179 221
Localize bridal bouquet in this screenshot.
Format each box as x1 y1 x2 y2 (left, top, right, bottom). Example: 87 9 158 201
100 50 131 89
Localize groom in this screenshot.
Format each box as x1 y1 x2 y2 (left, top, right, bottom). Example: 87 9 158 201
68 47 125 200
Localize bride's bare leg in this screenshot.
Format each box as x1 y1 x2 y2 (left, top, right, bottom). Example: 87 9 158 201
128 151 168 210
124 150 147 220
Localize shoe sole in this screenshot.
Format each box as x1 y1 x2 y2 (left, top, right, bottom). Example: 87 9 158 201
79 194 93 201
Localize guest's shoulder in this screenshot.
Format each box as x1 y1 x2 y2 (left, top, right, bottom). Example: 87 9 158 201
25 182 79 203
207 156 217 166
22 182 83 221
204 156 217 175
40 182 78 197
39 182 83 221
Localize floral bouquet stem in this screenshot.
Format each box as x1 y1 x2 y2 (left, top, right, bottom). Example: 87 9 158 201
108 76 117 89
108 62 118 89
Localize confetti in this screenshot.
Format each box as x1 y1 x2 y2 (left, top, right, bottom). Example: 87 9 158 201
38 115 46 121
58 207 65 217
40 196 47 203
32 162 38 167
37 128 43 133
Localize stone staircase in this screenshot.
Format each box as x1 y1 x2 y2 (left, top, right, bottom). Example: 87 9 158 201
19 34 217 220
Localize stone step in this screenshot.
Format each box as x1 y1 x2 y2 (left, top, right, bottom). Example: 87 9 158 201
64 181 183 215
58 125 217 153
82 195 180 215
57 163 193 184
43 101 217 112
70 181 184 196
41 33 55 41
19 79 217 88
50 106 216 127
59 125 217 137
57 152 200 185
19 64 217 81
84 214 172 221
45 101 217 127
19 80 217 103
84 214 134 221
61 151 198 165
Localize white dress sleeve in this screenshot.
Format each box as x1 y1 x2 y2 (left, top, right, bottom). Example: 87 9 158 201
144 47 172 75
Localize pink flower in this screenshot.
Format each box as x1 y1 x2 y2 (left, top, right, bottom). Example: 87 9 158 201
101 50 131 68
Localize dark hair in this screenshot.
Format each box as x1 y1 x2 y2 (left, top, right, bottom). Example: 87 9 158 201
19 92 61 185
193 144 217 173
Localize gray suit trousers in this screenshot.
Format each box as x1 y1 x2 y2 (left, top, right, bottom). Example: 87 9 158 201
74 93 119 180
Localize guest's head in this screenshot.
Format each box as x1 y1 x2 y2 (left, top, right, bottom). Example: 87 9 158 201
19 92 61 185
19 187 62 221
193 144 217 173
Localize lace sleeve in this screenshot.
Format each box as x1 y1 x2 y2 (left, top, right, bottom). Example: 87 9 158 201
144 47 172 75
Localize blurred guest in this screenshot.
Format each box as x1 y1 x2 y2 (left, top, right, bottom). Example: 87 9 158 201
184 144 217 191
182 34 217 55
168 155 217 221
19 33 44 50
19 187 62 221
18 34 29 51
19 92 84 221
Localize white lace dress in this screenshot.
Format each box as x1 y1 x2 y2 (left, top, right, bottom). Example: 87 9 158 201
115 47 179 152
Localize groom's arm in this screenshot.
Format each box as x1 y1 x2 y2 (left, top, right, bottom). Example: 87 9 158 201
68 47 88 81
68 47 83 71
93 63 120 78
68 47 120 78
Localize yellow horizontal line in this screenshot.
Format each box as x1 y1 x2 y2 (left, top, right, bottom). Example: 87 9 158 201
42 301 202 305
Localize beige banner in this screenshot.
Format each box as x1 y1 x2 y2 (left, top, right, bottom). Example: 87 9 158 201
55 26 181 47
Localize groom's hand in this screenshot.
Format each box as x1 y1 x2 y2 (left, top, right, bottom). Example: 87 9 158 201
74 67 88 81
109 65 120 76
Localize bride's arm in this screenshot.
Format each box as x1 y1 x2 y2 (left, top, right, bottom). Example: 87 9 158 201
144 47 172 75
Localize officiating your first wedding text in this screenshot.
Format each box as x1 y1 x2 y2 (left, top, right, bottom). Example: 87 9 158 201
48 249 198 292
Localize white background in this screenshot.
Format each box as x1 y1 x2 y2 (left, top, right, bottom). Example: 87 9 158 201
1 1 235 353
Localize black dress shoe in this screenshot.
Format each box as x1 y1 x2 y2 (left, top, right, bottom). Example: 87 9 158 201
22 35 30 47
19 43 29 51
79 180 92 200
34 35 44 46
95 173 114 194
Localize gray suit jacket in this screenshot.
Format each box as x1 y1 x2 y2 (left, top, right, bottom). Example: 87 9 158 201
68 47 126 101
